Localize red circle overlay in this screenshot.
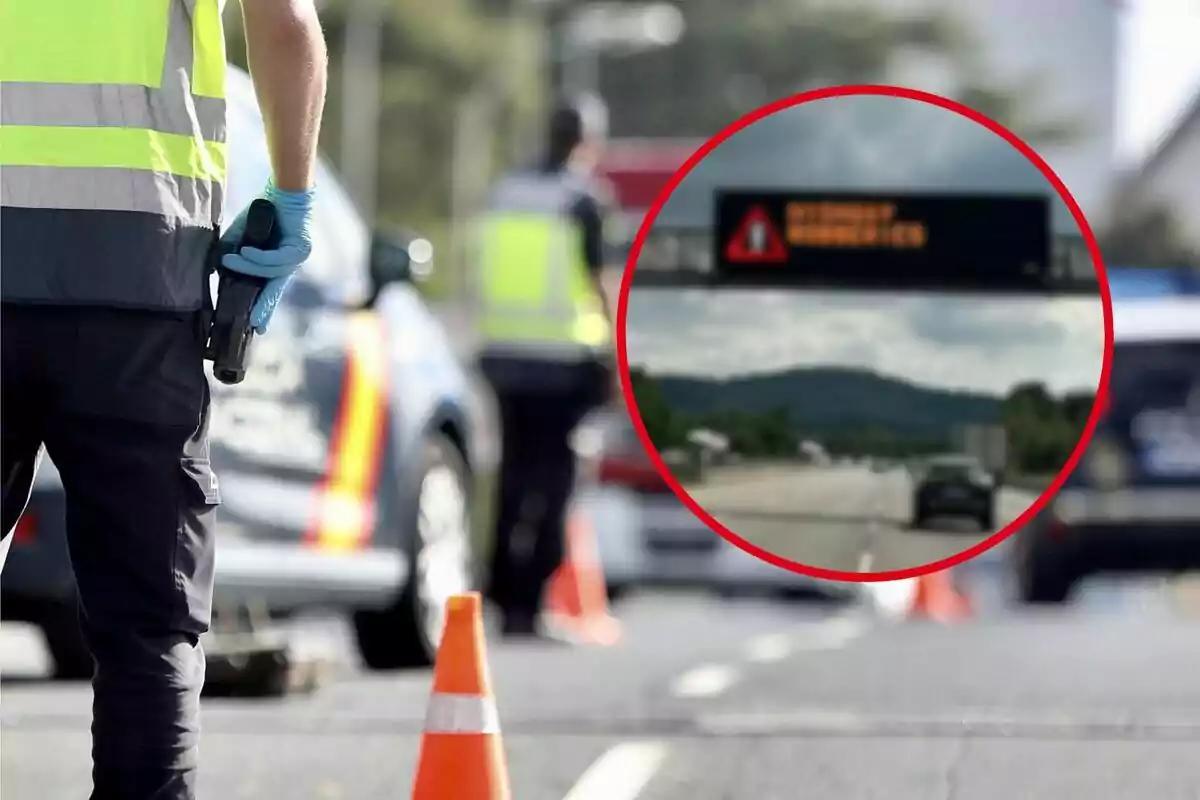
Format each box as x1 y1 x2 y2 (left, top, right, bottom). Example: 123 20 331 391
615 83 1115 583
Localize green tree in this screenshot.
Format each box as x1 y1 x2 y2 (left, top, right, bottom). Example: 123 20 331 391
1001 383 1096 474
628 367 679 448
225 0 542 278
599 0 1083 146
1061 390 1098 431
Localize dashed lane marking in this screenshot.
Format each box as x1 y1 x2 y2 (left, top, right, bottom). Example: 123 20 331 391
744 633 791 663
670 664 738 699
743 615 868 664
561 741 668 800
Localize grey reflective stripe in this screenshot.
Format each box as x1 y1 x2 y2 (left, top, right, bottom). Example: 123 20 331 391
488 173 573 213
0 83 226 141
0 0 224 143
0 0 225 225
1 166 222 226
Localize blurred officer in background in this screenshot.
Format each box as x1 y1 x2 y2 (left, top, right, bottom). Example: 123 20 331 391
0 1 327 796
476 94 619 639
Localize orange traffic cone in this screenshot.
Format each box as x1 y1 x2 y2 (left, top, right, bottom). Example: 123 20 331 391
412 592 511 800
910 569 973 623
543 513 621 645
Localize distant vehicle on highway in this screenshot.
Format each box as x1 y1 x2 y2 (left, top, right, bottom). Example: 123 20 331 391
1012 277 1200 604
911 454 997 531
0 67 483 680
570 409 857 603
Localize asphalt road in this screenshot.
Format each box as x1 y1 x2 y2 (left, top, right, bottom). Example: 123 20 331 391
5 545 1200 799
686 464 1033 574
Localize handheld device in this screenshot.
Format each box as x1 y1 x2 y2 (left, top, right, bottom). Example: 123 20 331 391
205 199 280 385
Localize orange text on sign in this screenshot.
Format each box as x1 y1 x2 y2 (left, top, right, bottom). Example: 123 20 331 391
784 201 928 250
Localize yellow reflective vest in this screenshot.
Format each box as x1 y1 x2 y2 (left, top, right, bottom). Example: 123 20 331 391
475 169 611 362
0 0 229 310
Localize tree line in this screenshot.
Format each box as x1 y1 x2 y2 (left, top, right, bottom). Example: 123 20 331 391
630 369 1095 476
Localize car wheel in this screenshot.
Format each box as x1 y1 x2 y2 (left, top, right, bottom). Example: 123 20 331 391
910 504 926 529
1014 538 1076 605
39 600 93 681
980 506 997 531
606 583 628 605
775 585 842 604
354 434 475 671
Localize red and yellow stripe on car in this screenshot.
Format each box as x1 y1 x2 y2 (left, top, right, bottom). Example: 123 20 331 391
306 312 389 551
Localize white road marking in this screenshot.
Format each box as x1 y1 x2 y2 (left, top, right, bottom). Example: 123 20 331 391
0 624 49 679
857 550 875 573
744 633 791 663
743 613 869 664
561 741 668 800
793 615 868 650
670 663 738 698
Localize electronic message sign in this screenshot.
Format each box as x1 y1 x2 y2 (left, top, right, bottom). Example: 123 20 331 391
713 190 1053 292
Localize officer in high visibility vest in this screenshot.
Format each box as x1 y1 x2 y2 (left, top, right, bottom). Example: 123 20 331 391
0 2 327 796
476 94 618 638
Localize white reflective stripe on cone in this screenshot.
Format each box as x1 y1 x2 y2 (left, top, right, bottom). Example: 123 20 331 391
424 693 501 734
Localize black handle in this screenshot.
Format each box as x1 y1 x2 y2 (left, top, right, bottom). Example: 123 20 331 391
204 199 281 385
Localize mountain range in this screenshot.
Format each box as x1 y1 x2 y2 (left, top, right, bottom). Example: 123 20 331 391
643 365 1005 438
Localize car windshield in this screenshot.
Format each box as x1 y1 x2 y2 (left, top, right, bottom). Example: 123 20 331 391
1109 340 1200 419
926 460 976 480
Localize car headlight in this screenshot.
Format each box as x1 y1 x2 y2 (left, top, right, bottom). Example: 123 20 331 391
1085 437 1128 490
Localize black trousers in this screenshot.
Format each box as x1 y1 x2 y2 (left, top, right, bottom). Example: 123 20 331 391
0 305 219 800
482 356 609 619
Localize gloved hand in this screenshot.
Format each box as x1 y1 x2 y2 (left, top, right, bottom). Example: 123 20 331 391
220 180 316 333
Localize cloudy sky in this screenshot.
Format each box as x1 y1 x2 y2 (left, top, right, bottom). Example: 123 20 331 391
626 289 1104 395
625 91 1109 396
1118 0 1200 163
624 0 1200 397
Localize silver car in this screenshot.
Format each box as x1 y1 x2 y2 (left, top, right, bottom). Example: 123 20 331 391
569 409 859 603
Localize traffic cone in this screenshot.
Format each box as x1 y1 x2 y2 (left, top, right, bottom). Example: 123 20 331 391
543 512 621 645
909 569 973 623
411 592 511 800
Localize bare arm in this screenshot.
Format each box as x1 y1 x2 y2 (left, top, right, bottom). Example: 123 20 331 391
240 0 328 192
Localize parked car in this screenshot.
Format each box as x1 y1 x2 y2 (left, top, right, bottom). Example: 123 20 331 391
0 66 488 679
911 454 996 531
571 408 858 603
1012 278 1200 604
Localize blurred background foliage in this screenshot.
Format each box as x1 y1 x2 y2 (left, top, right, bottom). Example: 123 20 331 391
223 0 1198 299
629 367 1093 476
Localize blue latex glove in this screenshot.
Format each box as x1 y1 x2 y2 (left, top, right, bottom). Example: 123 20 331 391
220 180 316 334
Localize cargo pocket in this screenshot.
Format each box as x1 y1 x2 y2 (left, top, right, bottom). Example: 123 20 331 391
175 457 220 631
180 457 221 507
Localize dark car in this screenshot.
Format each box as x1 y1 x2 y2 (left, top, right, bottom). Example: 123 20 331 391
0 67 489 679
1012 290 1200 604
911 454 997 531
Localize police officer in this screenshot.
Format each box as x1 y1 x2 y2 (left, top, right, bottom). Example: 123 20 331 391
0 1 327 796
476 94 618 638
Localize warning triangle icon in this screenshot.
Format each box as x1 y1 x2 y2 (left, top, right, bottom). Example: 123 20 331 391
724 205 788 264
